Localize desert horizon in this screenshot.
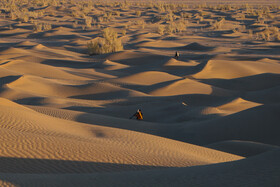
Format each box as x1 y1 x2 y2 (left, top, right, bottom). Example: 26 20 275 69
0 0 279 186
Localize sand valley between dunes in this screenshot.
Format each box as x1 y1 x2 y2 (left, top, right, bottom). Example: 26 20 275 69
0 0 280 186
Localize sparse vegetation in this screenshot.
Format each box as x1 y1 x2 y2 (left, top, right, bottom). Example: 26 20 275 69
0 0 279 56
84 16 92 28
211 18 225 30
87 28 123 55
33 22 52 32
157 24 165 35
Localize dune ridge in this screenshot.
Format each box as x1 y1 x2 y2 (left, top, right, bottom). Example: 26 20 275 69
0 1 279 186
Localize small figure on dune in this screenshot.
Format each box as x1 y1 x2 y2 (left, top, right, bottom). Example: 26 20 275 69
130 109 143 120
174 51 180 60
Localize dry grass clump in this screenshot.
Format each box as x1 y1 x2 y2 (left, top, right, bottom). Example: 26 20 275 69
256 27 280 41
157 25 165 35
157 20 187 35
33 22 52 32
180 12 191 19
87 28 123 55
136 19 146 29
122 29 126 36
84 16 92 28
9 9 44 23
211 18 225 30
135 10 141 17
158 11 176 22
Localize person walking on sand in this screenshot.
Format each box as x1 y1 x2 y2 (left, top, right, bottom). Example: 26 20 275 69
130 109 143 120
174 51 179 60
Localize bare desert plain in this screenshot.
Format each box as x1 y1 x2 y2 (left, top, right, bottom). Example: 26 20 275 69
0 0 280 186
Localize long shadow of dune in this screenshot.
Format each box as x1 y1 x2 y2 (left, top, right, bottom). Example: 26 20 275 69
0 32 30 38
41 59 93 69
0 157 167 174
63 46 87 54
65 93 230 122
70 90 132 100
234 48 280 55
222 55 280 61
198 73 280 92
137 42 216 52
0 75 22 86
180 104 280 146
14 97 46 106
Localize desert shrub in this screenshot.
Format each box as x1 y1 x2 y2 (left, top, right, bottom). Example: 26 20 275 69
10 11 17 20
262 26 280 41
113 11 120 17
71 10 80 18
33 22 52 32
211 18 225 30
124 21 131 29
122 29 126 36
157 24 165 35
180 12 191 18
87 28 123 55
136 10 141 17
20 13 29 22
84 16 92 28
176 21 187 33
165 22 176 34
165 24 172 34
136 19 145 29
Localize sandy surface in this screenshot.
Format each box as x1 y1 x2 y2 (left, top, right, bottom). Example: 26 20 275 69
0 1 280 186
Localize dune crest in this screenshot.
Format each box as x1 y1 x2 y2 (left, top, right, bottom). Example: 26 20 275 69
0 1 279 186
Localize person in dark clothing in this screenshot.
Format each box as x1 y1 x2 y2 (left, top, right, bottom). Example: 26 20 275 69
130 109 143 120
174 51 179 60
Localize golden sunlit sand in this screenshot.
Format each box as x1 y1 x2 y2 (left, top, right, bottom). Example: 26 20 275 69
0 0 280 186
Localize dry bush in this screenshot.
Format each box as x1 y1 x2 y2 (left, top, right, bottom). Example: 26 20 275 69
136 19 145 29
211 18 225 30
33 22 52 32
180 12 191 19
135 10 141 17
165 22 176 34
257 16 265 24
87 28 123 55
84 16 92 28
157 20 187 35
176 21 187 33
122 29 126 36
113 11 120 17
157 24 165 35
256 27 279 41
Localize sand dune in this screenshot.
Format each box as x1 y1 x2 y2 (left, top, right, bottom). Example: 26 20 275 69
0 1 279 186
206 140 279 157
149 78 229 96
180 104 280 146
113 71 181 85
179 42 214 51
0 98 242 173
193 58 280 79
1 149 279 186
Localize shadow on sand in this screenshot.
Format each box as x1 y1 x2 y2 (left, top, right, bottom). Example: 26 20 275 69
0 157 168 174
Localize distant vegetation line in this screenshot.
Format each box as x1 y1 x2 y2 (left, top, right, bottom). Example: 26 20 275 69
98 0 279 5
